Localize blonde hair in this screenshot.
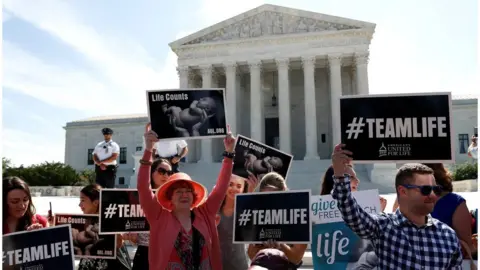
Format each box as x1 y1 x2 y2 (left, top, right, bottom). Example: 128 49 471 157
258 172 287 191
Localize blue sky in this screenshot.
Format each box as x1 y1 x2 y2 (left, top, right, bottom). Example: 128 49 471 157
2 0 478 166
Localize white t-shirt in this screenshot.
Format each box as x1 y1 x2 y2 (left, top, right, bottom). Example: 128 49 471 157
93 140 120 165
468 145 478 159
154 140 188 157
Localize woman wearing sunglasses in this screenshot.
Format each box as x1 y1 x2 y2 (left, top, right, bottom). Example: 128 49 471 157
126 158 173 270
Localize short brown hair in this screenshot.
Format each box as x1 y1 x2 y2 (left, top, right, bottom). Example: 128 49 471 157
422 163 453 192
259 172 287 191
395 163 434 191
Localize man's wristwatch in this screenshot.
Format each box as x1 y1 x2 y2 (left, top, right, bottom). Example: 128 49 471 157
223 151 235 159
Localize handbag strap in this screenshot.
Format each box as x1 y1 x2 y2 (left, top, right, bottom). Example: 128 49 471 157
460 239 477 270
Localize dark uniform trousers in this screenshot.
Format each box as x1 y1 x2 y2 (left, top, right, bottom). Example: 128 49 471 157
95 164 118 188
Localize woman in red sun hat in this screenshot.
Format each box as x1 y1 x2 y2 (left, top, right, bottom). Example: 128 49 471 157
138 123 236 270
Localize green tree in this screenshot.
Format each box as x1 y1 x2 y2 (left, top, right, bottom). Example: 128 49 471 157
76 169 96 186
2 159 96 187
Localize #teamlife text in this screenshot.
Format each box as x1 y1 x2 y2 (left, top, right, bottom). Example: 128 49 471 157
3 241 70 266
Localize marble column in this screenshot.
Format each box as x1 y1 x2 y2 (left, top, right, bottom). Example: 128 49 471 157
328 54 343 148
276 58 291 153
199 64 213 163
177 66 195 162
177 66 189 88
301 56 319 160
354 52 370 95
224 62 238 133
249 60 263 142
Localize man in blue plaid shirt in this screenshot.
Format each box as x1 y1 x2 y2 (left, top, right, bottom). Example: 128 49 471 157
331 144 463 269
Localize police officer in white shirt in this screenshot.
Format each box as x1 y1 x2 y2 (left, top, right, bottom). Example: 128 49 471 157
93 127 120 188
468 135 478 160
151 140 188 173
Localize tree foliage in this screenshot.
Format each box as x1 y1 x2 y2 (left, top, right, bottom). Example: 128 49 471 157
2 158 95 186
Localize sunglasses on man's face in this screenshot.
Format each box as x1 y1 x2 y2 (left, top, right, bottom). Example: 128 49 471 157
402 184 443 196
156 167 173 176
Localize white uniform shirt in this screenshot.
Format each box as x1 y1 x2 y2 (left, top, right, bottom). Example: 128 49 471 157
468 144 478 159
93 140 120 165
154 140 187 157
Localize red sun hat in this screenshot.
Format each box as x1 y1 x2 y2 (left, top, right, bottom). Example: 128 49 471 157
156 172 207 211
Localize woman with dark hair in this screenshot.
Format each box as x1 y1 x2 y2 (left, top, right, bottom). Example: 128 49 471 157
247 172 307 269
127 158 173 270
320 164 359 195
216 172 259 270
77 184 132 270
3 176 47 234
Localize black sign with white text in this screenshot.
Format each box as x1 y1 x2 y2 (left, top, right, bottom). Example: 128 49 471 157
233 190 311 244
55 214 116 259
340 93 453 163
147 88 227 140
233 135 293 180
2 225 75 270
99 189 149 234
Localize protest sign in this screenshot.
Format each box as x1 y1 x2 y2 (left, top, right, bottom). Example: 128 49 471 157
340 92 453 163
2 225 75 270
55 213 116 259
310 189 381 269
232 135 293 180
146 88 228 140
99 188 149 234
233 190 311 244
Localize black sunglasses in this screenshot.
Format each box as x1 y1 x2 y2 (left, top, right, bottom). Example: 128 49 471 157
401 184 443 196
157 167 173 176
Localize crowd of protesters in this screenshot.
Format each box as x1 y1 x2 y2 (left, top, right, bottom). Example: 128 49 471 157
3 125 477 270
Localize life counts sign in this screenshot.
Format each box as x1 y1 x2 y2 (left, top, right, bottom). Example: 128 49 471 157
233 135 293 180
99 189 149 234
340 92 454 163
2 225 75 270
146 88 228 140
233 190 311 244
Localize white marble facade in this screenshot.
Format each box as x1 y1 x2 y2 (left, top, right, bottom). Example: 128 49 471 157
169 4 376 163
63 4 478 189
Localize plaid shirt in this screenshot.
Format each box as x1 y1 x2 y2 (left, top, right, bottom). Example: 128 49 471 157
332 176 463 269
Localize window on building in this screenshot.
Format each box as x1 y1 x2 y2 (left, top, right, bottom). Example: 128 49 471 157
136 146 142 152
459 134 469 154
119 177 125 185
87 149 94 165
321 134 326 143
120 147 127 164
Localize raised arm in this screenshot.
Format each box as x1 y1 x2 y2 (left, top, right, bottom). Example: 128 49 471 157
331 144 381 239
204 126 235 214
137 124 164 223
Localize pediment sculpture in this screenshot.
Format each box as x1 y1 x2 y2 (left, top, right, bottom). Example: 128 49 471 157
183 11 360 45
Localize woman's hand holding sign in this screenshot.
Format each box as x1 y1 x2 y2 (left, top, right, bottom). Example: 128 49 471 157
26 223 43 231
144 123 159 152
246 171 260 193
224 125 235 153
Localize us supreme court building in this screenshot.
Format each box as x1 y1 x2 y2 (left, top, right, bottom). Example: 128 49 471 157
171 4 373 162
64 4 478 191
